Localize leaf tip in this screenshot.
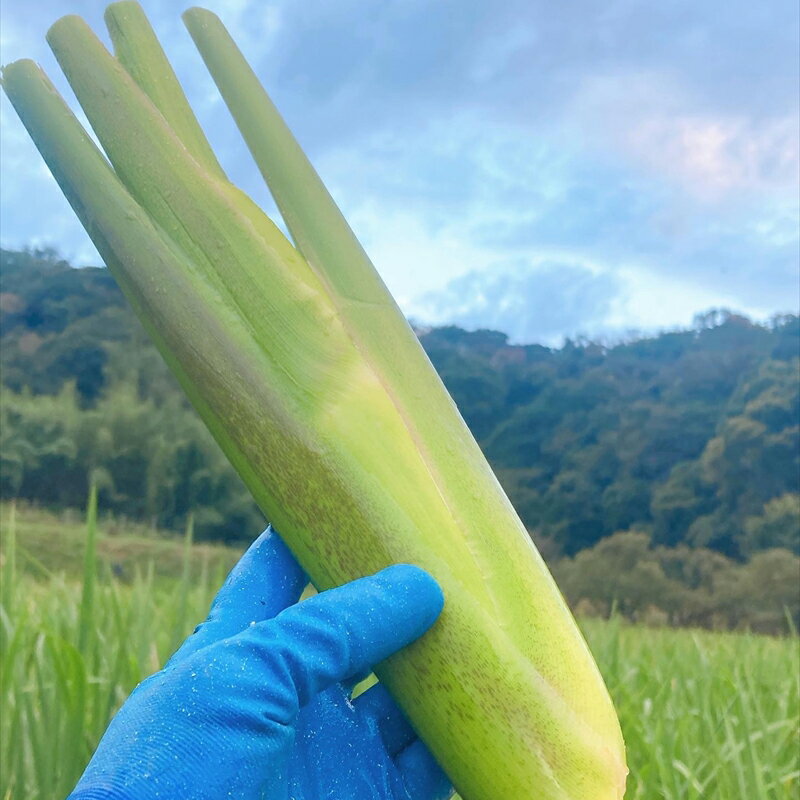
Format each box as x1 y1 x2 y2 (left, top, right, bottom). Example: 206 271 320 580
182 6 222 31
46 14 92 48
1 58 40 92
104 0 145 28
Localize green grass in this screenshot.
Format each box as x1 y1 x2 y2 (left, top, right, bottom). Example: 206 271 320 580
1 502 239 582
1 504 798 799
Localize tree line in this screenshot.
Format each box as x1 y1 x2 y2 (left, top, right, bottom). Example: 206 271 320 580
1 248 798 630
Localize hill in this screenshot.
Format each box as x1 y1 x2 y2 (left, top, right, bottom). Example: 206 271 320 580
1 247 798 559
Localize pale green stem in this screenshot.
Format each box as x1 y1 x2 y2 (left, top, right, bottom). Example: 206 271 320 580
105 0 226 180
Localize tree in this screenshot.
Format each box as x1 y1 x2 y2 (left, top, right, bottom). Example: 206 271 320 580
742 494 800 555
3 247 798 557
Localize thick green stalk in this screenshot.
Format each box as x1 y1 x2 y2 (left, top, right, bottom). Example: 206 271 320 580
184 3 626 785
3 10 627 796
182 2 620 724
45 13 496 612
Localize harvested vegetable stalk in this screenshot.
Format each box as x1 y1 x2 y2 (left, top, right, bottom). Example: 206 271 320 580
1 5 627 797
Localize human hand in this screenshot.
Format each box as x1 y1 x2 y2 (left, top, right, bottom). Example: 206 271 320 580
68 527 452 800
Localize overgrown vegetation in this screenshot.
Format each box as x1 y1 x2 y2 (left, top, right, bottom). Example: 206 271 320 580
1 507 797 799
8 502 798 634
1 247 798 629
3 247 797 555
554 532 798 634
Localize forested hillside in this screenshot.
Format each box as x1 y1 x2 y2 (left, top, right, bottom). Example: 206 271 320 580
2 248 798 560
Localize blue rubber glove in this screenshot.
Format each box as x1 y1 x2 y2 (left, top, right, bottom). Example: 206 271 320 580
68 527 452 800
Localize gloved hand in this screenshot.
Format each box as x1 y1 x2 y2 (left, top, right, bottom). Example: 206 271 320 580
68 526 452 800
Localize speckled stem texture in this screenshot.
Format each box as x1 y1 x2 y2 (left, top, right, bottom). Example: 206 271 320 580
1 5 627 797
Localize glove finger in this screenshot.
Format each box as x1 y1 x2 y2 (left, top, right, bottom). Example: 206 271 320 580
396 739 453 800
230 564 443 724
167 525 307 665
353 682 417 756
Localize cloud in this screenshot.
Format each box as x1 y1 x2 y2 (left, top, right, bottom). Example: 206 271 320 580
624 113 798 199
604 263 758 333
413 255 769 346
414 260 620 344
0 0 797 343
319 115 798 321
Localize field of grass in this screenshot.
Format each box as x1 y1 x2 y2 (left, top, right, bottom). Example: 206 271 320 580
1 504 798 799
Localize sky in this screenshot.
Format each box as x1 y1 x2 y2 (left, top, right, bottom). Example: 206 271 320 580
1 0 798 344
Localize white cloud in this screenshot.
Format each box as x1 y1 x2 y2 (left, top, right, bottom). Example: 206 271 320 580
606 264 763 332
0 0 796 343
342 201 511 308
626 113 799 200
412 258 620 344
565 69 799 202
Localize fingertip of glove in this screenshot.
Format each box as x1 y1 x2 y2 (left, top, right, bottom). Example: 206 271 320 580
373 564 445 629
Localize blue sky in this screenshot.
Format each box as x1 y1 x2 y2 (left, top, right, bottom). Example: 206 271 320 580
2 0 798 343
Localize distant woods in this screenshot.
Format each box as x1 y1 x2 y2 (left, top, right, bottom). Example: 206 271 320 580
1 248 798 630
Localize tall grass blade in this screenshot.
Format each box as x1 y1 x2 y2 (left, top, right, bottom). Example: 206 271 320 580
1 503 16 612
172 513 194 642
77 483 97 654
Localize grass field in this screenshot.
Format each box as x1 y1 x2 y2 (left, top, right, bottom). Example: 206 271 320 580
1 504 798 799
